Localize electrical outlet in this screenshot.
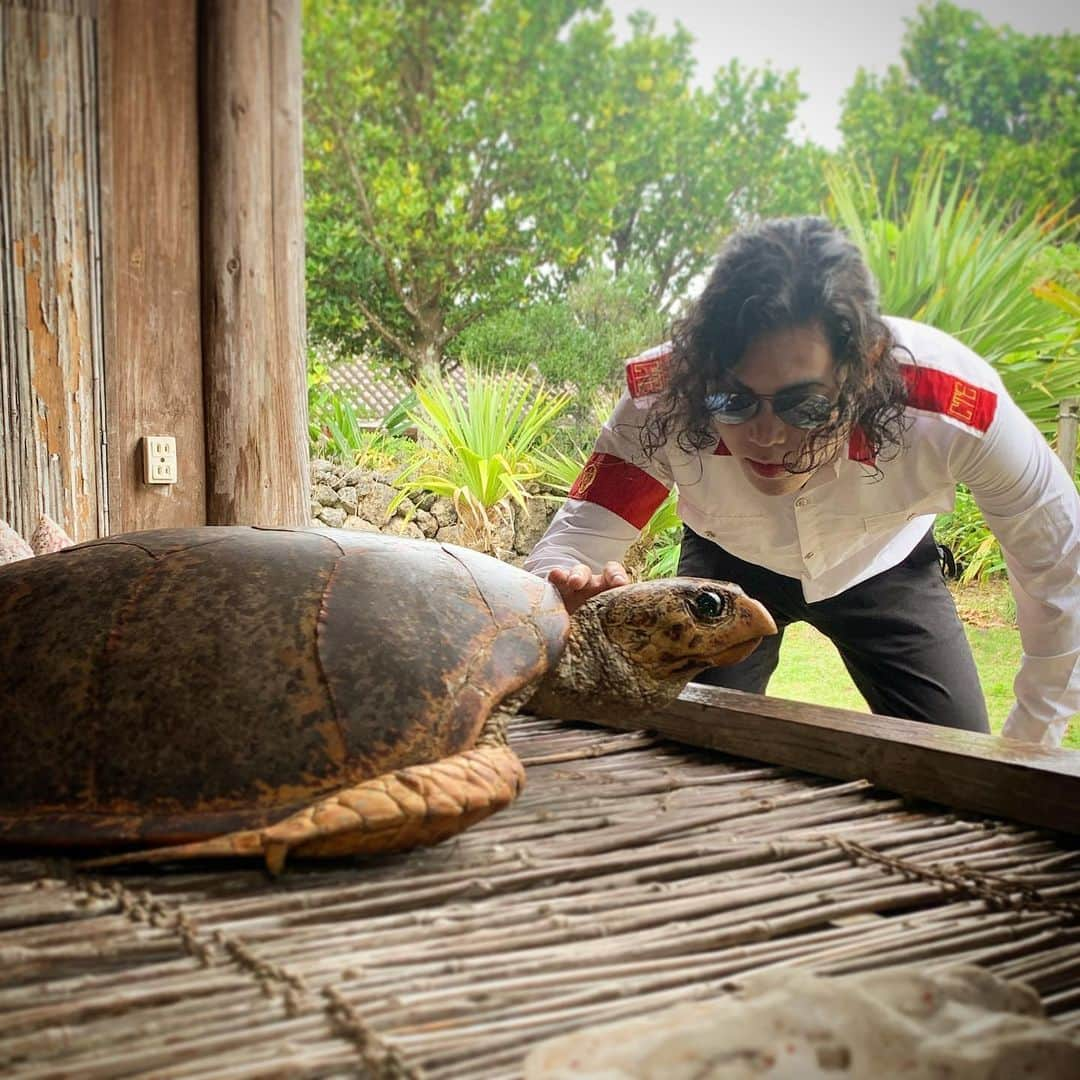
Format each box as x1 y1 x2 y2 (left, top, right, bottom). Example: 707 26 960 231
143 436 178 485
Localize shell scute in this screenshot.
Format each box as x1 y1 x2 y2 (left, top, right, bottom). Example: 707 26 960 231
317 536 566 775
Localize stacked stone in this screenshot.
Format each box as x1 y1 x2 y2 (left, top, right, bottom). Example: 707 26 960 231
308 459 555 565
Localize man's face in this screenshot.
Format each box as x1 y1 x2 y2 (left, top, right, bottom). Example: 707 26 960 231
716 324 841 496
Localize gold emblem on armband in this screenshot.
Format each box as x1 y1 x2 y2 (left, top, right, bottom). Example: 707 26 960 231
570 460 600 500
947 380 978 424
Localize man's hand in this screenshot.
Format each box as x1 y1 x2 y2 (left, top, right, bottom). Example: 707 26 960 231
547 562 629 615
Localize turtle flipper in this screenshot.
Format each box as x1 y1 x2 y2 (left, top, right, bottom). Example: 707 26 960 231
81 745 525 875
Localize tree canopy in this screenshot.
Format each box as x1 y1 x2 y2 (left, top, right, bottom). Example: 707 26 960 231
304 0 820 380
839 2 1080 218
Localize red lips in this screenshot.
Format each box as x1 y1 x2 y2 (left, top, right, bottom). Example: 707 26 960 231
746 460 788 478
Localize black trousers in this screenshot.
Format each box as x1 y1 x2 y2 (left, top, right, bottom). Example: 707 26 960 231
678 526 990 733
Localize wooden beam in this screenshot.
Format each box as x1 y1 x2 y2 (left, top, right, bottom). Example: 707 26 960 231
199 0 310 526
547 684 1080 836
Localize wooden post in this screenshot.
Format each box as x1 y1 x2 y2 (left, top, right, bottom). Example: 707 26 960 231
199 0 310 526
0 0 107 542
99 0 205 533
1056 397 1079 475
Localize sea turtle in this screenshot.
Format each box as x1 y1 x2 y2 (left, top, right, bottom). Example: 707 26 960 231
0 526 775 873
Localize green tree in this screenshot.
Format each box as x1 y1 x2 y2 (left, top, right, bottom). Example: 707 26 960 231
839 2 1080 218
305 0 614 381
550 12 823 310
304 1 821 380
448 258 666 400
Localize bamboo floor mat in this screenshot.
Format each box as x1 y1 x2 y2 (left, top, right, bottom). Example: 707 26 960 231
2 716 1079 1079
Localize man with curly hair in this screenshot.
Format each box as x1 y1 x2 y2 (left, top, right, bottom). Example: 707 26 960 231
525 217 1080 747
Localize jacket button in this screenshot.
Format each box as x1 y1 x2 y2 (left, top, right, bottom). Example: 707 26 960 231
795 497 808 508
805 551 816 560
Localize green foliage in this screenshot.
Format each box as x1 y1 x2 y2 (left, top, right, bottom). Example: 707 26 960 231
530 443 587 498
839 1 1080 222
305 0 609 378
933 486 1007 583
449 260 667 400
308 362 371 459
553 12 824 309
640 491 683 579
392 367 572 547
308 363 420 469
828 156 1080 581
304 0 821 378
826 156 1080 439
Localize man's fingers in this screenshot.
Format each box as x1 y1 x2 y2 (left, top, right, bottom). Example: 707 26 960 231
566 564 593 590
547 566 570 587
549 564 628 614
548 564 593 593
602 561 629 587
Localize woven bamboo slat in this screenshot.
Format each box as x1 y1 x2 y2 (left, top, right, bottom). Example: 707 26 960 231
2 717 1077 1079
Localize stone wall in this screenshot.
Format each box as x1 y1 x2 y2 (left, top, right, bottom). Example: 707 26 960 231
308 459 557 565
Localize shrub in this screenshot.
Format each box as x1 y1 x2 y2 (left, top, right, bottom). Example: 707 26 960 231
392 366 572 549
828 156 1080 579
308 362 420 471
933 486 1007 583
448 260 667 404
826 156 1080 440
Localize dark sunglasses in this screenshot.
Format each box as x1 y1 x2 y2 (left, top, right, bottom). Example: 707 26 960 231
705 387 836 430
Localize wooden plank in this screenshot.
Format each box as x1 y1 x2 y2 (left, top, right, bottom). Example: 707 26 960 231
98 0 205 532
548 683 1080 836
200 0 310 527
0 0 106 541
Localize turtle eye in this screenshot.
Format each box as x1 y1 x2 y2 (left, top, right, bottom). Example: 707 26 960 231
689 589 728 622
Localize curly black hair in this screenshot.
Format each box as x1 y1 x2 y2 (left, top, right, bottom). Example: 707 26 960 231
641 216 910 475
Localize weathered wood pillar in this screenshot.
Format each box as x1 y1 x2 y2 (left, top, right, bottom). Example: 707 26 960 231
0 0 107 542
199 0 310 526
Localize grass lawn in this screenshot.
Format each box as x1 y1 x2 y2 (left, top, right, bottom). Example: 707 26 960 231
767 579 1080 751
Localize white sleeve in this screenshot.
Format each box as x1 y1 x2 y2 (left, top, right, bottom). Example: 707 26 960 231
952 391 1080 746
524 392 674 578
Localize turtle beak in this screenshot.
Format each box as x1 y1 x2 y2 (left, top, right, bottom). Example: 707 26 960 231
708 594 776 668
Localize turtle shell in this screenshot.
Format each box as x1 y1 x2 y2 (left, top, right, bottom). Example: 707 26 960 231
0 527 568 847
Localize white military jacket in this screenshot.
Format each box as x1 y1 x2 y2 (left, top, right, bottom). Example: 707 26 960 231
525 317 1080 747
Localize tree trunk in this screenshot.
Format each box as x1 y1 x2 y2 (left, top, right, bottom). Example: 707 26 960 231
406 303 446 385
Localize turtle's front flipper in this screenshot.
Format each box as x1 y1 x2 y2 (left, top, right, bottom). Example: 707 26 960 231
81 744 525 875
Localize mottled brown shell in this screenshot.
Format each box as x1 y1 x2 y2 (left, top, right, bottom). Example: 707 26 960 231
0 527 568 846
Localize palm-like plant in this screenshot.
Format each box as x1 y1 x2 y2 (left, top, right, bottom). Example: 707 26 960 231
393 367 572 550
826 157 1079 439
639 491 683 579
530 383 686 579
308 364 421 472
828 157 1080 578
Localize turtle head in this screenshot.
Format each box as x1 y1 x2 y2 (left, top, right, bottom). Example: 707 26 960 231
585 577 776 683
524 577 776 717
